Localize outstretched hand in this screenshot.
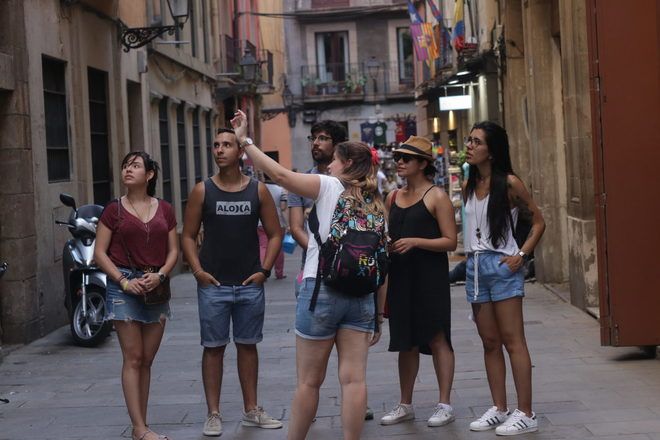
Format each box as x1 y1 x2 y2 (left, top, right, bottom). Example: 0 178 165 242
230 109 248 142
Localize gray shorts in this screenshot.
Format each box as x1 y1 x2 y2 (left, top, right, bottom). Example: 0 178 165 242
197 283 265 347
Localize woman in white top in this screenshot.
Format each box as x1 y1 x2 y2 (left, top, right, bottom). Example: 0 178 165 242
230 110 386 440
463 121 545 436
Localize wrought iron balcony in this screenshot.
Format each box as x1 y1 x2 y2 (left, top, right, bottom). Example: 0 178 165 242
301 63 368 101
300 60 414 102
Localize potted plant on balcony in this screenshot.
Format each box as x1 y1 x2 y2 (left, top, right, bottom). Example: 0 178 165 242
301 75 319 95
344 74 367 94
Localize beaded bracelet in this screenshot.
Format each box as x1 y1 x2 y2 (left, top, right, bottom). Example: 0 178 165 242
192 268 203 277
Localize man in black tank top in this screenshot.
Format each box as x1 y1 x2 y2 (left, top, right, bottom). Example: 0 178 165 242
182 128 284 434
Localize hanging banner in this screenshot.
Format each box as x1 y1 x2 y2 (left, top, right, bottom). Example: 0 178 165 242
406 0 440 67
452 0 466 52
411 23 439 66
426 0 452 66
407 0 423 23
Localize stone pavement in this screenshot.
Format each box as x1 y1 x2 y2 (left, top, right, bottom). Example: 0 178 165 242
1 250 659 440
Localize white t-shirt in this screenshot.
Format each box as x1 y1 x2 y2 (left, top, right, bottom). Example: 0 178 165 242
265 183 287 227
302 175 345 279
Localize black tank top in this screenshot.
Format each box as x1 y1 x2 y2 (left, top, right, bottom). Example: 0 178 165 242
199 177 261 285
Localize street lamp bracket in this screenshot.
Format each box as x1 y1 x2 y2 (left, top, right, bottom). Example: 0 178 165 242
119 0 190 52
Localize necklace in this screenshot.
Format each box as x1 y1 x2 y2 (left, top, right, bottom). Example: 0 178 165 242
125 196 153 243
475 194 487 244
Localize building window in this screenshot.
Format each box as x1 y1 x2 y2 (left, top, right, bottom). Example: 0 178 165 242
315 31 349 82
158 100 172 202
42 56 70 182
193 109 202 183
397 27 414 82
88 67 112 205
206 112 213 176
176 104 188 213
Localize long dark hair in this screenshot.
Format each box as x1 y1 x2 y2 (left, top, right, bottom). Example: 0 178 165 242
466 121 515 248
121 151 160 197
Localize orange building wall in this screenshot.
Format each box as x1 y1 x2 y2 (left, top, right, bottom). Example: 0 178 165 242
261 114 292 170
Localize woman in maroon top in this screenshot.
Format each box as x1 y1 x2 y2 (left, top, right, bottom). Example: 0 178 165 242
95 152 179 440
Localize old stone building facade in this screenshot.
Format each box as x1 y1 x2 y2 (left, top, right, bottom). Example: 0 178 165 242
0 0 272 345
414 0 597 312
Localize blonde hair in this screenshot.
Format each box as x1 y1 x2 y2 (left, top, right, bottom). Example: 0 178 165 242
335 141 384 215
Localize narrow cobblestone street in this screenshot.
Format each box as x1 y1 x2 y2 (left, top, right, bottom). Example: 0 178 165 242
1 251 659 439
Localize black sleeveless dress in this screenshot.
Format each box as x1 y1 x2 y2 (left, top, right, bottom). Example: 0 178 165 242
387 187 452 355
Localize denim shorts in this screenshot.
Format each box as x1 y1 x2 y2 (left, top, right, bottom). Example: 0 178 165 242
466 252 525 304
295 278 375 340
197 283 265 347
105 268 171 323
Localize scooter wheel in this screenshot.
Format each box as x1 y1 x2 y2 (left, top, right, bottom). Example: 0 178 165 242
70 285 112 347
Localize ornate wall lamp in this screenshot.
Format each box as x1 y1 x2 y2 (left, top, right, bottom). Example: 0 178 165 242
282 83 299 127
120 0 190 52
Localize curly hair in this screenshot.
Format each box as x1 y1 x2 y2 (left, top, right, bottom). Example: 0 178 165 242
334 141 384 215
311 120 347 145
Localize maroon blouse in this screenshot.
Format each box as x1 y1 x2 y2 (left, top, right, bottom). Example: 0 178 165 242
99 199 176 269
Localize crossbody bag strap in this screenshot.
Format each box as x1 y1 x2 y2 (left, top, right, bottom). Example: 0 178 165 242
116 198 137 274
307 205 323 312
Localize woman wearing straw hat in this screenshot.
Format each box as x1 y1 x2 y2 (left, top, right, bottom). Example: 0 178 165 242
380 136 458 428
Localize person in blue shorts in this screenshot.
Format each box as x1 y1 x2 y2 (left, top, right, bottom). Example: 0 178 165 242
462 121 545 436
181 128 283 436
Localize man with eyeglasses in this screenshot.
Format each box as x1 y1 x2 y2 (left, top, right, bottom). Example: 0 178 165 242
288 121 347 296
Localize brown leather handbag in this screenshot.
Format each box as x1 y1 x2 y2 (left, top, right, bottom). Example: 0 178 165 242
116 199 171 305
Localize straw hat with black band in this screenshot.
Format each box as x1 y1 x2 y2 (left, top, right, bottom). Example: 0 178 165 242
393 136 434 161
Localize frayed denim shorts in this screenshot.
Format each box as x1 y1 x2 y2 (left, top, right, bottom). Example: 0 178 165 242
105 267 171 324
466 251 525 304
295 278 375 340
197 283 265 347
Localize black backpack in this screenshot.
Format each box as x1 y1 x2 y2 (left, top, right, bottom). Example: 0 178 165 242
308 194 388 329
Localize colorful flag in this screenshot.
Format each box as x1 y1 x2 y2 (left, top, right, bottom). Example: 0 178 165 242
407 0 423 23
411 23 439 65
452 0 465 52
426 0 452 66
407 0 439 67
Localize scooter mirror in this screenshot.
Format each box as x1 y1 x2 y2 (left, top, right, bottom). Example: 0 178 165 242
59 193 77 210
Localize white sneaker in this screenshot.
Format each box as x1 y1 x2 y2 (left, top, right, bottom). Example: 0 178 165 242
242 406 283 429
203 412 222 436
470 406 510 431
495 409 538 436
428 403 456 427
380 403 415 425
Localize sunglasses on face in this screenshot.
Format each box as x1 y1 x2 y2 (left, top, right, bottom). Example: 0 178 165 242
307 134 332 143
393 153 415 163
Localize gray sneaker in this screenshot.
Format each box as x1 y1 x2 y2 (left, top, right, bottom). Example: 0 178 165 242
242 406 283 429
380 403 415 425
203 412 222 436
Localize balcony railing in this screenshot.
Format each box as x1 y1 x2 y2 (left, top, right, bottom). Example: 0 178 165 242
382 60 415 95
301 63 367 99
300 60 414 100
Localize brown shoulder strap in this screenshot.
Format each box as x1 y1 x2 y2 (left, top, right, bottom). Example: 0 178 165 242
115 197 136 271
